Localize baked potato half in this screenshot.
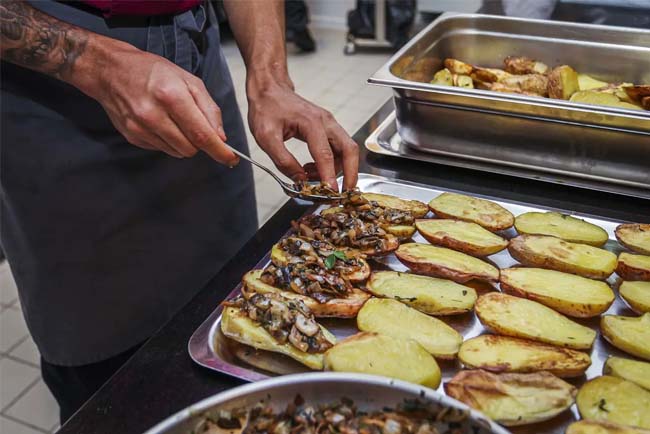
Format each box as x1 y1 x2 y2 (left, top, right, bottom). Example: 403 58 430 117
604 357 650 391
444 369 576 426
458 334 591 377
508 234 617 280
475 292 596 349
427 192 514 231
514 211 609 247
617 252 650 281
323 332 441 388
415 219 508 256
567 420 650 434
395 243 499 283
242 270 370 318
220 306 336 370
320 206 415 242
366 271 477 315
578 74 609 91
616 223 650 255
548 65 579 100
619 281 650 313
601 313 650 361
357 298 463 359
577 375 650 429
270 242 370 283
499 267 615 317
361 192 429 218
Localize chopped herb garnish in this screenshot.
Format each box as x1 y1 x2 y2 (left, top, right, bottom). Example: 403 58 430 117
324 251 347 269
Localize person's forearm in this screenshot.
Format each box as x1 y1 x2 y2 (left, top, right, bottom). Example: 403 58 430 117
222 0 292 96
0 0 133 97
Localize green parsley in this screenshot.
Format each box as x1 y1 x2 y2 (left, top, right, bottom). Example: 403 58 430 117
324 251 347 269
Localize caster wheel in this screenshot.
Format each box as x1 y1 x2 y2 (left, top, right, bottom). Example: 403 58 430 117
344 41 356 55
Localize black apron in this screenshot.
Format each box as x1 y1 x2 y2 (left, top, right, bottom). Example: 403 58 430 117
0 1 257 366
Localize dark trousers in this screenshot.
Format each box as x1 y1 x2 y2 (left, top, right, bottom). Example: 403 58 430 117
41 343 142 423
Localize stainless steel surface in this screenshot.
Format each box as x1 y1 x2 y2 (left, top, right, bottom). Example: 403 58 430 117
367 13 650 190
365 111 650 200
143 373 510 434
227 145 342 202
189 173 637 434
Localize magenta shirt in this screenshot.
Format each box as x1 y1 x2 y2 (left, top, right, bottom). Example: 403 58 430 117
82 0 202 17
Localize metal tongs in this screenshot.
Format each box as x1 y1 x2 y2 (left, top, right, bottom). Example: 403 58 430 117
227 145 343 202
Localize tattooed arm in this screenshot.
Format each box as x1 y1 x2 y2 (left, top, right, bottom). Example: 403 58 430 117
0 1 238 164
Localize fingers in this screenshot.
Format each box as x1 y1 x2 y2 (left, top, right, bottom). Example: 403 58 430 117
323 117 359 190
186 78 228 142
258 127 306 182
154 82 238 166
301 121 338 190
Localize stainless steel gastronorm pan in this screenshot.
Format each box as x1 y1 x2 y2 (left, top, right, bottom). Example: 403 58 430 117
368 13 650 190
143 373 510 434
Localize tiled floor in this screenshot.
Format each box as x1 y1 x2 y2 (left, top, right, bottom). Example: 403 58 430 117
0 26 391 432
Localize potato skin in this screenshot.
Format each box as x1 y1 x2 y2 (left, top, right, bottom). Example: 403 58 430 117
514 211 609 247
475 292 596 350
604 357 650 391
444 369 576 426
415 219 508 256
242 270 370 318
616 223 650 255
508 234 617 280
619 281 650 314
567 420 650 434
427 192 514 231
577 376 650 429
616 252 650 281
357 298 463 359
600 313 650 361
499 267 615 318
324 332 441 388
395 243 499 283
459 334 591 377
361 193 429 218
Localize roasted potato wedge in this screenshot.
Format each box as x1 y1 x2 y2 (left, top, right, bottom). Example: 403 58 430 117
567 420 650 434
604 357 650 391
504 56 548 75
508 235 617 280
395 243 499 283
459 334 591 377
221 306 335 370
475 292 596 349
431 68 453 86
617 252 650 281
616 224 650 255
514 211 609 247
578 74 609 91
357 298 462 359
270 243 370 283
324 332 441 388
500 267 615 317
428 192 514 231
620 281 650 313
548 65 579 100
444 369 576 426
577 375 650 429
624 85 650 103
415 219 508 256
242 270 370 318
444 58 473 75
361 192 429 218
366 271 477 315
570 90 641 110
601 313 650 361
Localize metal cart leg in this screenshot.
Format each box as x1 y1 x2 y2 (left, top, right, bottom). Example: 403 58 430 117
345 0 394 55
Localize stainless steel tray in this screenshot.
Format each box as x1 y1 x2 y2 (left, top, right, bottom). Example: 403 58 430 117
144 373 509 434
189 173 637 434
367 13 650 191
365 111 650 200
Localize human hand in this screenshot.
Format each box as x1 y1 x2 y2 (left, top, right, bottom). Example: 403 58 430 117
80 43 238 164
247 79 359 190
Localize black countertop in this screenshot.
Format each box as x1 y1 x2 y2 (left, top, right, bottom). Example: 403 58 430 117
58 100 650 434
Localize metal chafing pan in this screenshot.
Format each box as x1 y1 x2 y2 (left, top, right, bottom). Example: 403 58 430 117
189 173 638 434
367 13 650 191
143 373 510 434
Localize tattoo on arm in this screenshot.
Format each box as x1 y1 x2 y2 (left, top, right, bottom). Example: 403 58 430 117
0 0 88 80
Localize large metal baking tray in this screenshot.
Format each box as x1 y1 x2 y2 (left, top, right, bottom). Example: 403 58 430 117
367 13 650 191
189 173 638 434
365 111 650 200
144 373 509 434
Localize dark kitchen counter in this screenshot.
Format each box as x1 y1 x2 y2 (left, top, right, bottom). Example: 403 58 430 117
57 100 650 434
